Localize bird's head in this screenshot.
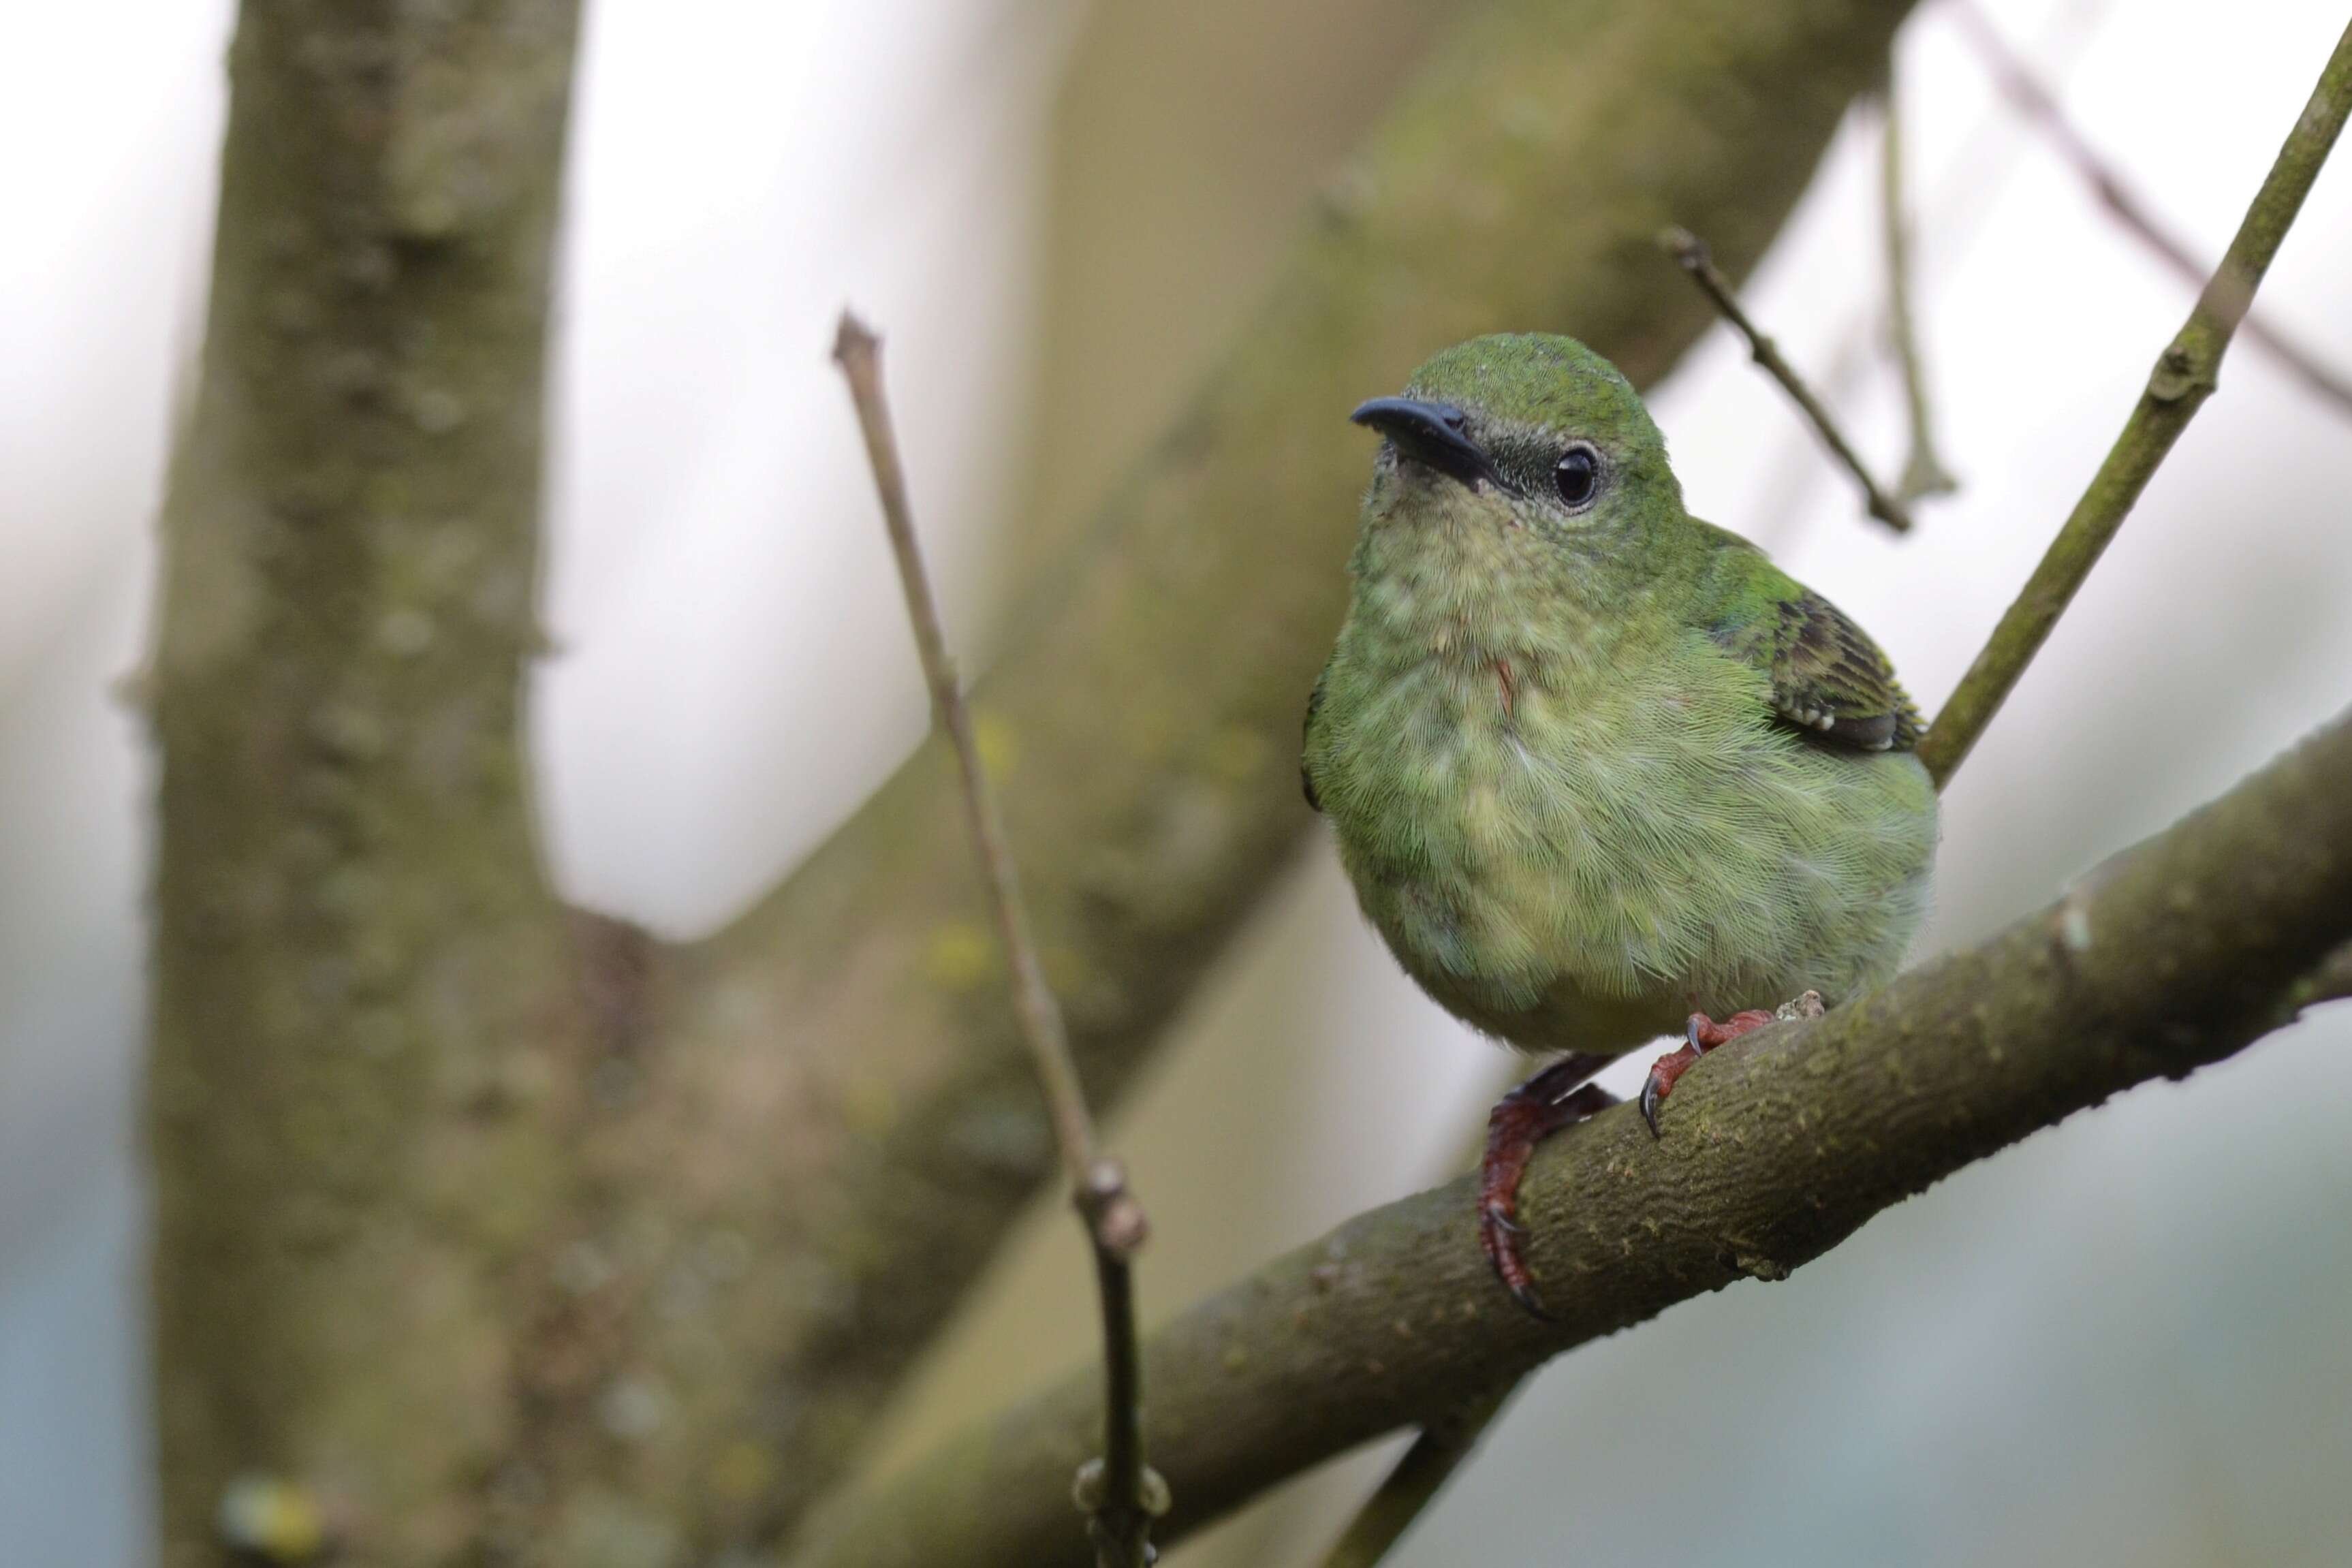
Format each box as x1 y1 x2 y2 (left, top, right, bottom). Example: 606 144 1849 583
1350 333 1680 551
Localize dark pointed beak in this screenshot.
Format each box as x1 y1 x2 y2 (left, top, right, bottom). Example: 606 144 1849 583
1349 396 1506 490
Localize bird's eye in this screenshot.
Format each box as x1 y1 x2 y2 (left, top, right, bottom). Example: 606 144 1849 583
1553 444 1601 509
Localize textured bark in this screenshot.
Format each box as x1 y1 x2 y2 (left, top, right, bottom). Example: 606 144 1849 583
785 705 2352 1568
147 0 1925 1561
146 3 590 1564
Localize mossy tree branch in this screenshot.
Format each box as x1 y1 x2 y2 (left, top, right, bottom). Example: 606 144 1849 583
785 700 2352 1568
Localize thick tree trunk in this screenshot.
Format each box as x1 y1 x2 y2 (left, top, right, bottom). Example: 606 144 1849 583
146 4 586 1563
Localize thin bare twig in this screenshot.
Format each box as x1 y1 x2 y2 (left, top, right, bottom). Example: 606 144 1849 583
1954 0 2352 418
1660 225 1916 534
1879 75 1959 504
832 313 1161 1568
1919 17 2352 785
1743 0 2118 554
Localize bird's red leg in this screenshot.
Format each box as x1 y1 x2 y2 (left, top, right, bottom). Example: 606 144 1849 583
1638 1008 1777 1138
1480 1052 1615 1319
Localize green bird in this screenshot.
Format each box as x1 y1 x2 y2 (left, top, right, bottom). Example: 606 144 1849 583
1302 333 1938 1313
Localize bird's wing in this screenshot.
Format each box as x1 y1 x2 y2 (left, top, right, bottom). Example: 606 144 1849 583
1300 661 1328 811
1697 535 1924 753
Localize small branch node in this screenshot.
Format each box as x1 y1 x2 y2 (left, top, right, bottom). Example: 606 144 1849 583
2144 343 2204 405
1080 1157 1150 1256
1073 1459 1171 1520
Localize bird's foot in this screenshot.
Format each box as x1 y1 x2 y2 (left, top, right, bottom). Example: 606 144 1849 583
1479 1053 1616 1319
1639 990 1825 1138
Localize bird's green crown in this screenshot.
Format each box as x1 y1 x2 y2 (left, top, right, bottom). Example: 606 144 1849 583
1404 334 1659 448
1392 333 1678 517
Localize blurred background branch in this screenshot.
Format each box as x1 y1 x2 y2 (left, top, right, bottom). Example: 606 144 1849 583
1736 0 2120 553
144 4 594 1563
1310 1384 1517 1568
785 696 2352 1568
1954 0 2352 418
1922 13 2352 785
1662 223 1919 533
1878 72 1962 505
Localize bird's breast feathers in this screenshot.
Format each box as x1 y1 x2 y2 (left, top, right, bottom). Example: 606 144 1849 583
1307 623 1936 1052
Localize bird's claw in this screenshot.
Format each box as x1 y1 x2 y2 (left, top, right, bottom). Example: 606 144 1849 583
1477 1203 1556 1321
1477 1059 1616 1319
1641 1007 1783 1137
1504 1274 1558 1323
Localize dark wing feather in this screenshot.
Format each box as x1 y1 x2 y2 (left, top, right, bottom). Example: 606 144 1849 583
1752 591 1924 751
1703 540 1924 753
